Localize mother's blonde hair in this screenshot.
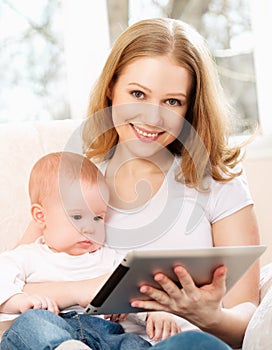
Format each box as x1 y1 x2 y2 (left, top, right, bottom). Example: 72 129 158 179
82 18 242 188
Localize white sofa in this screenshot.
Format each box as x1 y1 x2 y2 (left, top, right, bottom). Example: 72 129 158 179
0 119 82 254
0 119 272 349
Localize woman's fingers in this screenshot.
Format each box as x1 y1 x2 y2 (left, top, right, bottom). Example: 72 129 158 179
131 264 228 316
211 266 227 293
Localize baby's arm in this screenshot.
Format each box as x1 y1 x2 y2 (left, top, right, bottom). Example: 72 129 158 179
23 273 111 310
0 293 59 314
0 247 58 315
145 311 181 341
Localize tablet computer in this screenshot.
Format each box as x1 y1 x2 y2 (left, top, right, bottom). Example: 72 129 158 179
85 245 266 315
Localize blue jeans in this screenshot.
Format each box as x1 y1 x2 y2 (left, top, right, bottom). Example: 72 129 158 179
0 310 151 350
0 310 232 350
153 330 232 350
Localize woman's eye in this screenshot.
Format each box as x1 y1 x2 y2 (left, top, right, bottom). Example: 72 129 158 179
131 90 144 99
166 98 181 106
93 215 103 222
72 214 82 220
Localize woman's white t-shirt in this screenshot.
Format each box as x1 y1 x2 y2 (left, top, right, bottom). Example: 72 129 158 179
100 157 253 253
99 157 253 338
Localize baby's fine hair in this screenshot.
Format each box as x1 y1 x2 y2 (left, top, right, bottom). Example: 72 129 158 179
29 152 101 204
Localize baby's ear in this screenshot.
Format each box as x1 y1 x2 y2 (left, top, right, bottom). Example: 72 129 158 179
31 204 46 227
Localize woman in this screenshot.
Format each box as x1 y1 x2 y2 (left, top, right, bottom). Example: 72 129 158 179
20 18 259 349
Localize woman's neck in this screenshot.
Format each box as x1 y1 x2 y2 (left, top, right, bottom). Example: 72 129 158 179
105 148 175 210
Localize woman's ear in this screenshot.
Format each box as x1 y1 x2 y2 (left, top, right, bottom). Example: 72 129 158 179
31 204 46 228
106 85 112 100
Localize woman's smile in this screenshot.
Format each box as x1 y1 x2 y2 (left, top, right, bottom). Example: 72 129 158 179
110 56 192 153
131 123 163 142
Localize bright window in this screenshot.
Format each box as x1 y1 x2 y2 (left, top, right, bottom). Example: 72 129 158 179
1 0 270 139
127 0 259 136
0 0 70 122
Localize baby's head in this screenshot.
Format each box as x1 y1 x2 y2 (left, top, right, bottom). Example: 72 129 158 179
29 152 109 255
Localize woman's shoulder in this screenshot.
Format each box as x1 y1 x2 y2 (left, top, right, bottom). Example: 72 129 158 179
171 158 253 221
208 165 254 223
173 157 249 192
210 163 250 192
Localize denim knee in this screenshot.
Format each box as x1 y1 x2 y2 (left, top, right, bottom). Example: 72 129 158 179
152 331 232 350
1 309 75 350
117 332 152 349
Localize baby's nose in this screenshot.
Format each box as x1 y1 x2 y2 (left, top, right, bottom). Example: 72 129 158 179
80 225 94 237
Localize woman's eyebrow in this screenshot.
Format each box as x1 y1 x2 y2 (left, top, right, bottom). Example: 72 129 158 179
128 82 152 93
128 82 187 98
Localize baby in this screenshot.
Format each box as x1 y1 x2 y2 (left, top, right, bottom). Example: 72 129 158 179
0 152 180 350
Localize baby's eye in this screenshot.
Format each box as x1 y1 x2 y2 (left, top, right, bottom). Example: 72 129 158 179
71 214 82 220
166 98 181 106
131 90 144 99
93 215 103 222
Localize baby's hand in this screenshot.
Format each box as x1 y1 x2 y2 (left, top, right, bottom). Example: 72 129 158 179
146 311 181 341
20 294 59 314
104 314 128 322
0 293 59 314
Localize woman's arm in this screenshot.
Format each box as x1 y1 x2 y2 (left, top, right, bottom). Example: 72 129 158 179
23 273 111 310
16 220 43 246
131 205 260 349
213 204 260 308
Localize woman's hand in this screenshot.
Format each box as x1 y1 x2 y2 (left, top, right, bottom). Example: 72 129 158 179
131 264 227 329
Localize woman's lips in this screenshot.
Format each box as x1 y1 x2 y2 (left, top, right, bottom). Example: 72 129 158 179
131 124 163 142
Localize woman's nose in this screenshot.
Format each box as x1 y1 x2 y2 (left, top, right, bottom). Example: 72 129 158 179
141 102 163 127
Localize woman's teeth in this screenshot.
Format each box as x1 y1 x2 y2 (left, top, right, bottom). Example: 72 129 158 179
134 125 159 138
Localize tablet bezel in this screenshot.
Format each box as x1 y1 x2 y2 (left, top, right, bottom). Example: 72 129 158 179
85 245 266 315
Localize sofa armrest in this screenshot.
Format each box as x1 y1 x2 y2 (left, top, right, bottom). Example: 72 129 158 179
242 263 272 349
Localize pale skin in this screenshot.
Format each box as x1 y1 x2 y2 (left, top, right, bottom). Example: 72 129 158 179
2 163 180 342
105 312 180 341
18 56 260 348
0 293 59 315
0 178 108 315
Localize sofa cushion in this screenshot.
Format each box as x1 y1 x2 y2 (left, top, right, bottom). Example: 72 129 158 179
0 119 81 252
242 262 272 349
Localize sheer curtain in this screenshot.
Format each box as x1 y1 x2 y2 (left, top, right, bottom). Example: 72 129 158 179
62 0 110 119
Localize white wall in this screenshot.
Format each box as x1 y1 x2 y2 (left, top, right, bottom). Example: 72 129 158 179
244 0 272 265
244 146 272 266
